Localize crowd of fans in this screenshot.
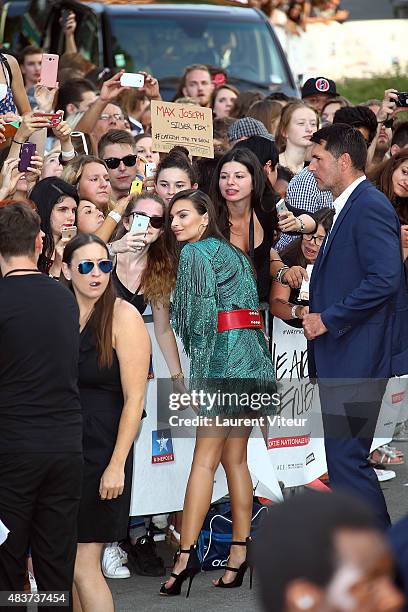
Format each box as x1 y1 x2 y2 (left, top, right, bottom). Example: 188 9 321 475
247 0 349 33
0 5 407 612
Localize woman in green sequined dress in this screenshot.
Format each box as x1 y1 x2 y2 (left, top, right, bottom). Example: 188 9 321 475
160 189 276 597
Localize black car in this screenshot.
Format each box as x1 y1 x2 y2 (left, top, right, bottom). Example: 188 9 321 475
18 0 298 100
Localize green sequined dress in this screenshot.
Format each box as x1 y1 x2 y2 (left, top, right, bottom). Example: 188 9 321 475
172 237 276 416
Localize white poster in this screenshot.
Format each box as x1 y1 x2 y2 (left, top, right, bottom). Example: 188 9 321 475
371 377 408 452
269 318 327 487
0 519 9 545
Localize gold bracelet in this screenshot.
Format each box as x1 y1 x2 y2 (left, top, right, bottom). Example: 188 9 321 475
171 372 184 381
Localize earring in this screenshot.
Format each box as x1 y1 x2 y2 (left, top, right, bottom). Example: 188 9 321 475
297 595 315 610
198 223 207 237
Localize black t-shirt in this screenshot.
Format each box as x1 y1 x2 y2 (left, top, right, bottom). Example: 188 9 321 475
0 274 82 453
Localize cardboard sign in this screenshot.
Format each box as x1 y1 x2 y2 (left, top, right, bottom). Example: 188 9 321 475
151 100 214 158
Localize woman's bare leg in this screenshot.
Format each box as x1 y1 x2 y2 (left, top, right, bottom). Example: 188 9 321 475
73 543 113 612
164 423 229 588
214 424 253 585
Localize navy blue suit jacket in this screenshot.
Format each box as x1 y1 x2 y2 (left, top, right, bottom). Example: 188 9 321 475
308 179 408 380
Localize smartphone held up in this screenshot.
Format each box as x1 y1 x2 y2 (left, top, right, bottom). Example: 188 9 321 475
18 142 36 173
120 73 145 88
40 54 59 88
61 226 77 241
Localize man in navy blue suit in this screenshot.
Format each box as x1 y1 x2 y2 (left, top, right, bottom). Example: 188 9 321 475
303 123 408 529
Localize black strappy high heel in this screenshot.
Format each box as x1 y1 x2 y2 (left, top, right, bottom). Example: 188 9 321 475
214 537 253 589
159 544 201 598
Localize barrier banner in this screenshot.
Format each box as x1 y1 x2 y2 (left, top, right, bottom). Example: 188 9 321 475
130 322 282 516
268 318 327 487
371 376 408 452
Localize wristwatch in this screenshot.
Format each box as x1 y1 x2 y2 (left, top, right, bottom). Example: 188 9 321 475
291 304 299 319
297 217 305 233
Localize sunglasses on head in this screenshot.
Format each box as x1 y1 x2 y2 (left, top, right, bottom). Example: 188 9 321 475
77 259 113 275
129 211 164 229
103 155 137 170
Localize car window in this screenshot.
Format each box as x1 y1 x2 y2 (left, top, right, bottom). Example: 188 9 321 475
107 13 288 86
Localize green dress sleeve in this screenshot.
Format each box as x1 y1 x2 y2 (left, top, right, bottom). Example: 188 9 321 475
172 244 218 382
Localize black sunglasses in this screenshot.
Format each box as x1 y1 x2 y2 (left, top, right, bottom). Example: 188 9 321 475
103 155 137 170
77 259 113 275
129 211 164 229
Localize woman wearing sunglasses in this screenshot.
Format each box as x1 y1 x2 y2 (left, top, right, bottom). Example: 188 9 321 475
61 233 150 612
269 208 334 327
110 193 186 568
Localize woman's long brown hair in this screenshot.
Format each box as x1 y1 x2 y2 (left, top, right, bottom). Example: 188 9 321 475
113 193 177 304
63 233 116 369
369 150 408 225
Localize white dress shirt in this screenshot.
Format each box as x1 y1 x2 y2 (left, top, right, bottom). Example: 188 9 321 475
331 175 366 229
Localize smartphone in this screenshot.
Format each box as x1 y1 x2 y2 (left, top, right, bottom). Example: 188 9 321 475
71 131 91 156
120 73 145 88
130 178 143 194
396 92 408 108
33 112 62 127
145 162 156 178
3 121 20 138
130 214 150 234
40 53 59 88
61 226 77 241
276 198 288 215
18 142 36 172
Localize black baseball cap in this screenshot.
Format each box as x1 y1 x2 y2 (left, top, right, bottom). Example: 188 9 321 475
301 77 337 98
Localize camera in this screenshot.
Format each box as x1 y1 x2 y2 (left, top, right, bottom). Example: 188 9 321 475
396 92 408 108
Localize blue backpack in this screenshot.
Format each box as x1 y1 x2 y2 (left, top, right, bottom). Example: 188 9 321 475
197 501 268 571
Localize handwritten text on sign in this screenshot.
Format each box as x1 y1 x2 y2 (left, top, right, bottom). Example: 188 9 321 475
151 100 214 158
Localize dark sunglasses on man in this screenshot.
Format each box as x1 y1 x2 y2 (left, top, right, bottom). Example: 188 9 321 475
128 211 164 229
103 155 137 170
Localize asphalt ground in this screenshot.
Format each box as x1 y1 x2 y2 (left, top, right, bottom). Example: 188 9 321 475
110 440 408 612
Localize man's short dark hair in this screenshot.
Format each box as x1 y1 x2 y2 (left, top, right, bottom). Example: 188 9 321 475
311 123 367 171
0 203 40 259
333 105 378 144
57 78 97 116
19 46 43 64
97 130 136 159
256 491 378 612
391 121 408 149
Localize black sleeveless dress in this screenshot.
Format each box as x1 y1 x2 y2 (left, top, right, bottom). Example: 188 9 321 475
77 323 133 543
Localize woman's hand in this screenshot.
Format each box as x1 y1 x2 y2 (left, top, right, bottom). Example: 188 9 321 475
54 233 72 261
295 305 309 320
25 154 43 187
278 211 302 233
113 194 131 217
282 265 308 289
100 71 130 103
61 11 77 36
34 84 58 113
52 115 72 143
111 230 147 254
401 225 408 250
16 111 52 140
138 72 161 100
99 463 125 500
0 158 25 198
143 175 155 191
